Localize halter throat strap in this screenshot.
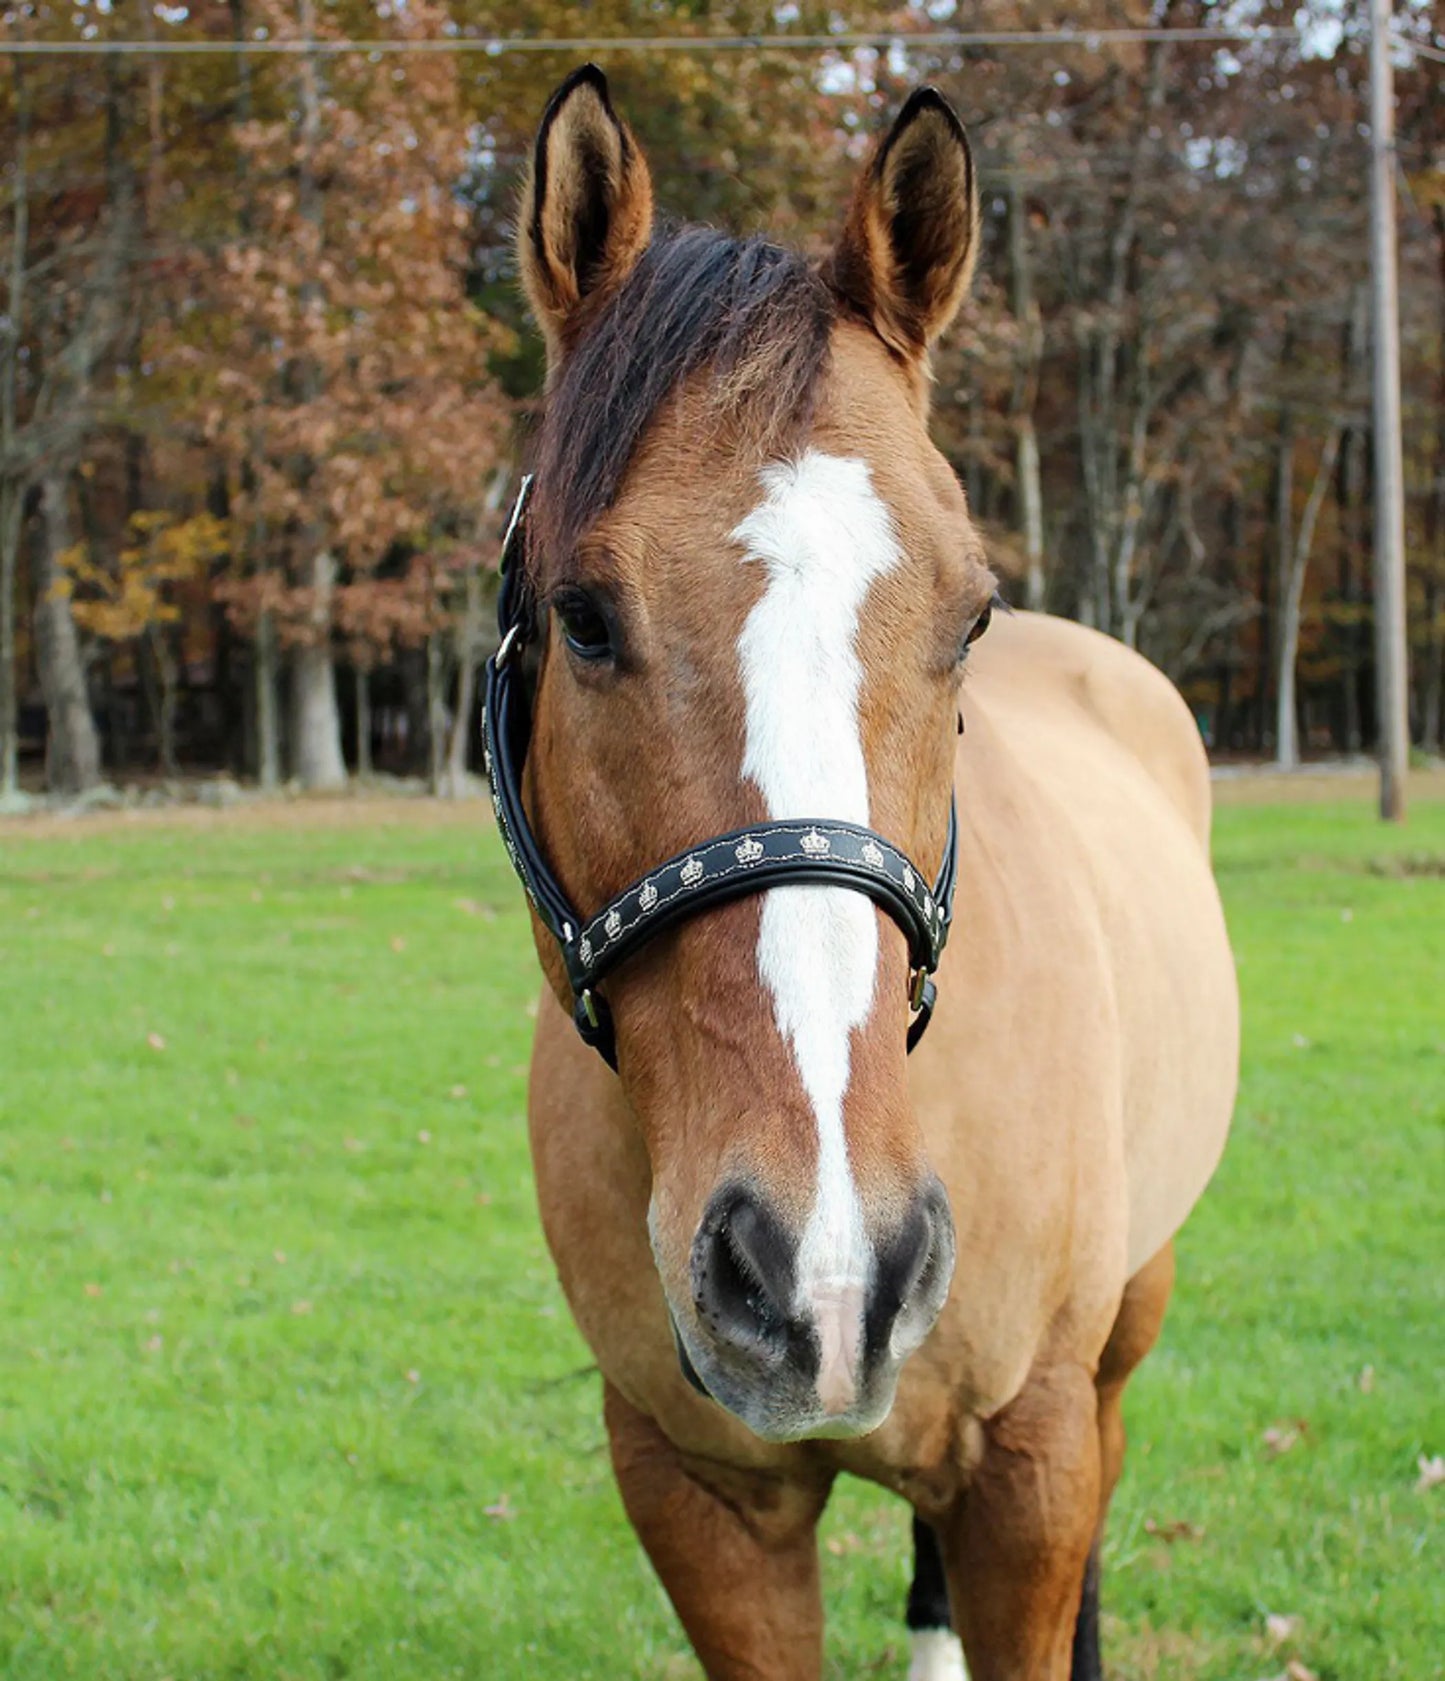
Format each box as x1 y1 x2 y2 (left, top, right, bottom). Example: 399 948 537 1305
482 475 958 1071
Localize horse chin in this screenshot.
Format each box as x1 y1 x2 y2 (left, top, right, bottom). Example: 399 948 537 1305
668 1308 902 1444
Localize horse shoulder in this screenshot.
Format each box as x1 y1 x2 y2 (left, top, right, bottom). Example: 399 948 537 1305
971 611 1212 847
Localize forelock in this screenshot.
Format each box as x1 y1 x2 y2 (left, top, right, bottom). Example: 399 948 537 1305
527 226 835 569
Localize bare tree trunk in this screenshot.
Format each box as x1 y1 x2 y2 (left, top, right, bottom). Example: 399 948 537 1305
290 549 345 790
1008 174 1046 612
1423 207 1445 753
254 605 281 789
284 0 344 794
426 633 448 795
354 664 372 779
0 483 20 799
444 477 507 797
0 57 28 799
144 623 179 777
1274 402 1296 761
1337 285 1369 754
31 474 101 793
444 567 481 797
1277 426 1343 769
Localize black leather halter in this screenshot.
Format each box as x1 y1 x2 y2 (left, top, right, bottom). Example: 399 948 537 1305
482 475 958 1071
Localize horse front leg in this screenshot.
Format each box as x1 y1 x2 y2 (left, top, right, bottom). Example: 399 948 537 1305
939 1362 1101 1681
1071 1240 1177 1681
604 1383 833 1681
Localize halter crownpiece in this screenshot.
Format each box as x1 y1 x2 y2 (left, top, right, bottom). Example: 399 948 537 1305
482 474 959 1070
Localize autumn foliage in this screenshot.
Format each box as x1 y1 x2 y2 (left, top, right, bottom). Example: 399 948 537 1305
1 2 1443 793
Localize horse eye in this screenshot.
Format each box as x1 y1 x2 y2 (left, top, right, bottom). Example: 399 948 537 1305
959 600 992 660
554 591 612 661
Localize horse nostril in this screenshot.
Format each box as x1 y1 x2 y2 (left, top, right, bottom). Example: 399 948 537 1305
691 1188 796 1356
869 1182 955 1359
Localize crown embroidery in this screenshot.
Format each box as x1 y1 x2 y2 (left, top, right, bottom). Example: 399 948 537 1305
734 836 764 865
861 839 885 869
680 855 705 887
902 866 916 893
604 908 622 940
578 936 593 966
638 881 658 913
799 829 830 857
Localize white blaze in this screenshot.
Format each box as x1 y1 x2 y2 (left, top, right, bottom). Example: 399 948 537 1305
732 451 903 1413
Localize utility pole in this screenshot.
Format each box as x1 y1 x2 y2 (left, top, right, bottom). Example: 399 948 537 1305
1369 0 1411 821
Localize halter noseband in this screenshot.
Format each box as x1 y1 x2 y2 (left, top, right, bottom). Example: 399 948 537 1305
482 475 958 1071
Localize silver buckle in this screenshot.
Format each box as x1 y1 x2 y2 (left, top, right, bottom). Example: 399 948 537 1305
495 624 522 669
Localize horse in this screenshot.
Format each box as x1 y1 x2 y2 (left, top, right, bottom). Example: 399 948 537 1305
494 65 1238 1681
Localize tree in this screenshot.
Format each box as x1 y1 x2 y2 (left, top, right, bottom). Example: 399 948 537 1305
161 0 511 788
60 509 227 774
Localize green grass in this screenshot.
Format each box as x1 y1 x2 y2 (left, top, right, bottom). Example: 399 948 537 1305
0 796 1440 1680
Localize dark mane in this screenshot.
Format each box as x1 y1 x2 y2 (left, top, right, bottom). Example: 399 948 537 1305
528 226 835 569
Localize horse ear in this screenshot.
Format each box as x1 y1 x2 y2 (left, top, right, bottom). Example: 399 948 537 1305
827 88 979 361
518 65 654 364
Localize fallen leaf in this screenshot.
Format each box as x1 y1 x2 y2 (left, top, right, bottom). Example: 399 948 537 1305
344 1137 365 1152
1357 1364 1375 1392
453 897 495 919
1143 1517 1203 1543
144 1334 163 1354
1285 1662 1318 1681
273 1250 286 1265
1262 1420 1307 1457
417 1129 432 1144
484 1495 515 1521
233 1113 256 1129
1415 1453 1445 1493
146 1031 167 1052
389 935 406 953
1265 1613 1301 1644
291 1299 313 1316
405 1368 420 1384
448 1084 467 1100
84 1282 103 1298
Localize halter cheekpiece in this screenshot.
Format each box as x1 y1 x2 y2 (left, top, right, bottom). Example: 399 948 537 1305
482 474 959 1071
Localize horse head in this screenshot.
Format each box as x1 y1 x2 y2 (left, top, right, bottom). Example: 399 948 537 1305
511 66 995 1442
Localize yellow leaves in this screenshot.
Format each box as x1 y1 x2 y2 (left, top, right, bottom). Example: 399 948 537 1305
61 510 231 645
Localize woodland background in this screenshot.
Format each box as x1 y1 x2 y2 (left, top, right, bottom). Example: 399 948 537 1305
1 0 1443 800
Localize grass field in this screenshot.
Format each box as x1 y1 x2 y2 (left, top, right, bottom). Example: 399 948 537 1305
1 790 1441 1680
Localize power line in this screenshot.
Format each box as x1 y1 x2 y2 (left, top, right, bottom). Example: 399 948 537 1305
0 25 1305 58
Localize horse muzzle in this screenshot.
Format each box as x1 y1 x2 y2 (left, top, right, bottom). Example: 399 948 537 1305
665 1178 956 1442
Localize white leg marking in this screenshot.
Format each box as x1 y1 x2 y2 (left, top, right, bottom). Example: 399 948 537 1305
908 1629 969 1681
732 451 903 1413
